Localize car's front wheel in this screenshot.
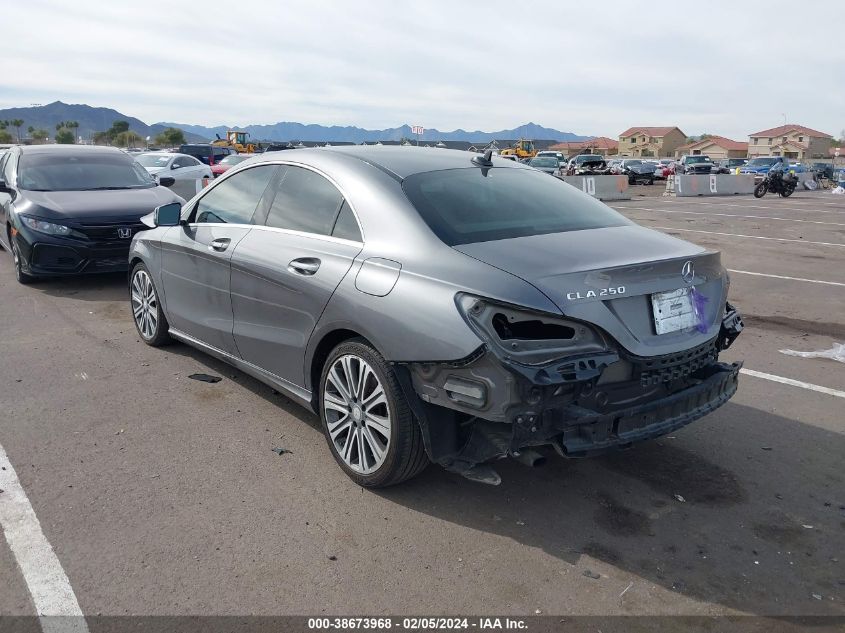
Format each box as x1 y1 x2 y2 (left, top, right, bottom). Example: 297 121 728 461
130 263 171 346
320 339 428 487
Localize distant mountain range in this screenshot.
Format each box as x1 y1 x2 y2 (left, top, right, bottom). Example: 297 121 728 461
155 120 589 144
0 101 207 142
0 101 589 144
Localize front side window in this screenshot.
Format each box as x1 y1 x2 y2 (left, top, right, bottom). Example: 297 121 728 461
264 166 344 236
193 165 277 224
403 167 630 246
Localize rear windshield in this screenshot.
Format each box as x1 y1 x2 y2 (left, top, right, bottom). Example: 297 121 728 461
402 167 630 246
529 157 558 168
18 152 156 191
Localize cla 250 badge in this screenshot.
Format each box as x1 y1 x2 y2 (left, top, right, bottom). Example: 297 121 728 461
566 286 626 300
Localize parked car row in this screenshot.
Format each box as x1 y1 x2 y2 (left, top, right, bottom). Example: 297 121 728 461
0 143 744 487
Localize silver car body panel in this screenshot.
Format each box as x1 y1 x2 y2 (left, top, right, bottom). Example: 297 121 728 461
129 146 742 476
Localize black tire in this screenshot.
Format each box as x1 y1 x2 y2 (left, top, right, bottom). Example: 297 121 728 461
10 237 35 285
781 184 795 198
319 339 429 487
647 177 654 186
129 262 171 346
753 182 767 198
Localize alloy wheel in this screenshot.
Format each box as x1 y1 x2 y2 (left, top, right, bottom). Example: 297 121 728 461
324 354 391 474
131 269 159 340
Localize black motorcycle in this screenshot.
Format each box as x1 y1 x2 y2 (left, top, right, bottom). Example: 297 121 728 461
754 165 797 198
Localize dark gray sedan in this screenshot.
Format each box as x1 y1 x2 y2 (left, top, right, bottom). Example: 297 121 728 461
128 147 743 486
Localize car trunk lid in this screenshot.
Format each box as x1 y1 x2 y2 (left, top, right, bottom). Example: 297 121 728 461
453 224 727 356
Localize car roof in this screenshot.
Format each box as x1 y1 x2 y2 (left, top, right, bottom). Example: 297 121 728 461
266 145 528 180
18 144 127 155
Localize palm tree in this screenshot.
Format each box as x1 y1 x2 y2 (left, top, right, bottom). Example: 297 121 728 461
11 119 24 142
69 121 80 143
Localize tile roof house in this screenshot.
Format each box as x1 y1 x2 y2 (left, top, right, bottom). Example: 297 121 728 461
747 125 833 160
674 136 749 160
618 127 686 158
548 136 619 157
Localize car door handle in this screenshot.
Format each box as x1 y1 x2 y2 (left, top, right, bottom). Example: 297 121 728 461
209 238 231 252
288 257 321 276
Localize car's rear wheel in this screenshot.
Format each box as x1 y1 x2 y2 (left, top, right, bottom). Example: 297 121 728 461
130 263 171 346
320 339 428 487
10 237 35 285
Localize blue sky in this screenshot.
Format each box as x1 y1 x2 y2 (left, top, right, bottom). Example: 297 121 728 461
2 0 843 140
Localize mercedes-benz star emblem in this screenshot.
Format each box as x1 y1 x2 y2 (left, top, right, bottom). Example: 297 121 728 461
681 260 695 285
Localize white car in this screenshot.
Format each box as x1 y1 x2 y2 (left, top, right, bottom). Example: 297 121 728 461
134 152 212 181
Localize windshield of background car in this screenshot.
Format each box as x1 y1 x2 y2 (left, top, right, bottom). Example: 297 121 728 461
135 154 172 168
221 155 249 165
748 158 777 166
18 152 156 191
625 160 642 166
690 156 711 162
402 167 631 246
529 157 558 168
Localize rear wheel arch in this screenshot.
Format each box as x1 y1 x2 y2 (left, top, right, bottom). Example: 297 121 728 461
308 329 371 406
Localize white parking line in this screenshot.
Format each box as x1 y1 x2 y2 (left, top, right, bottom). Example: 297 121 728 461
621 207 845 227
0 443 88 632
656 200 845 214
740 368 845 399
650 226 845 248
727 269 845 287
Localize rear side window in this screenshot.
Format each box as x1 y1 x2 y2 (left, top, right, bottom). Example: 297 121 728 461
264 166 344 236
402 167 630 246
193 165 277 224
331 201 362 242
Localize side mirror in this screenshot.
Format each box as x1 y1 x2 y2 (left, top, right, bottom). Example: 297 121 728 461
154 202 182 227
158 176 175 187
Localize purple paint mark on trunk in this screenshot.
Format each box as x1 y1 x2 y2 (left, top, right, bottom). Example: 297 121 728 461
691 287 709 333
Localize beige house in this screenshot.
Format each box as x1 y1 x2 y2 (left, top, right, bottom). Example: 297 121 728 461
747 125 834 160
674 136 748 160
618 127 686 158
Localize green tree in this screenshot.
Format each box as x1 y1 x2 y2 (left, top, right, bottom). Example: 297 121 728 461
113 131 142 147
10 119 24 141
55 129 75 144
154 127 186 146
31 128 50 143
0 130 12 143
92 130 111 145
111 120 130 135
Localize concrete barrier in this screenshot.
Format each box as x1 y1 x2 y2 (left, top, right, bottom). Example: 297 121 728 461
667 174 756 197
165 178 211 202
559 175 630 201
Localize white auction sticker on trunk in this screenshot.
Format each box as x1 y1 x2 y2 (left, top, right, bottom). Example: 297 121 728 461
652 287 696 334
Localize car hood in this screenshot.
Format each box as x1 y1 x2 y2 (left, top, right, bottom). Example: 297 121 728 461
454 224 727 355
19 187 182 221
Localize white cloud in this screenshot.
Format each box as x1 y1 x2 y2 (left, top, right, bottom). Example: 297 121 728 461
2 0 843 139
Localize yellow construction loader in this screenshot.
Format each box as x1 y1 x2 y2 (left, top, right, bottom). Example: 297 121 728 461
499 139 537 159
212 130 257 153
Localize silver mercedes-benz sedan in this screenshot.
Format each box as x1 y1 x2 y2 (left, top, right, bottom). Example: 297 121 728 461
128 146 743 486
